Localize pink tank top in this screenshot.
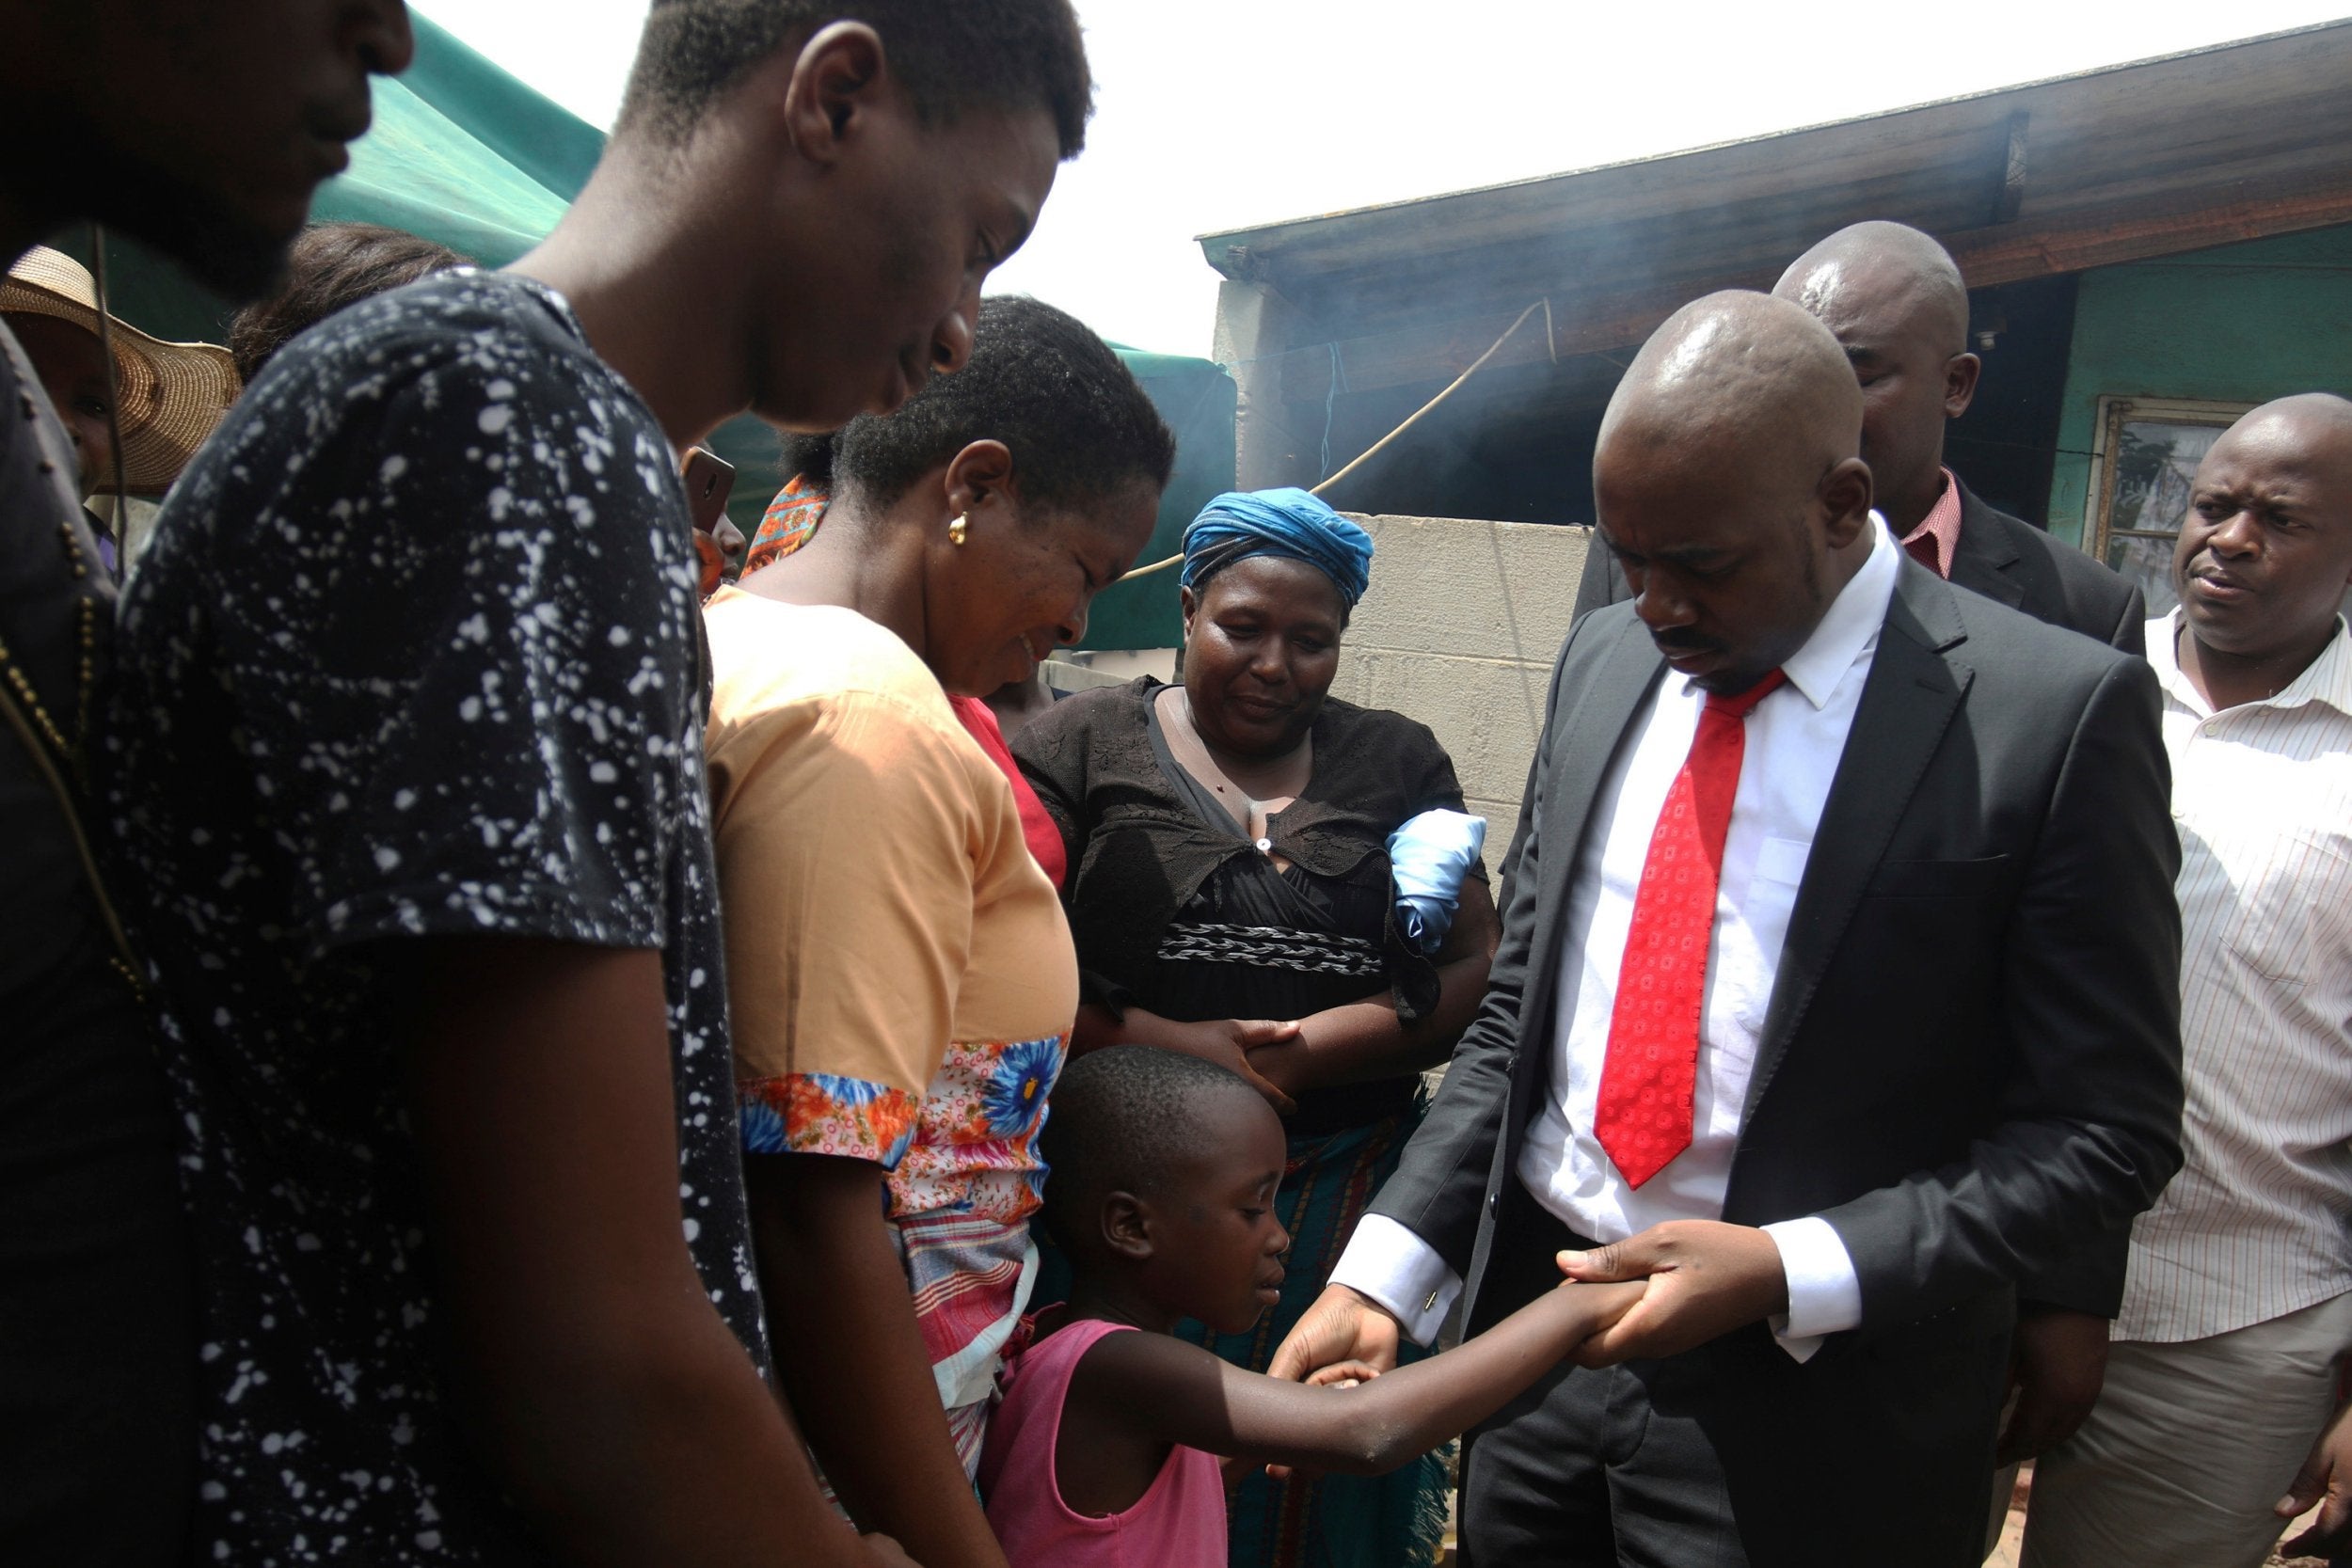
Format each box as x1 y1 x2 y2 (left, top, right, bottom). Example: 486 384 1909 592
977 1319 1227 1568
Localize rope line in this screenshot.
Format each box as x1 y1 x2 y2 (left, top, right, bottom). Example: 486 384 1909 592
1114 298 1554 584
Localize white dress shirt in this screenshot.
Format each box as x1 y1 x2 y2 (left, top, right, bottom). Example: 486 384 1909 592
2116 612 2352 1343
1335 518 1902 1360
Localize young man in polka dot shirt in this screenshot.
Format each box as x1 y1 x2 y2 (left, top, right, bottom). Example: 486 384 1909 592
101 3 1091 1563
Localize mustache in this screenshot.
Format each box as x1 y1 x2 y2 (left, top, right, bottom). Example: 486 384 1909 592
1650 629 1724 655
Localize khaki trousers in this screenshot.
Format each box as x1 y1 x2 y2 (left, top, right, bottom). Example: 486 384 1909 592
2020 1291 2352 1568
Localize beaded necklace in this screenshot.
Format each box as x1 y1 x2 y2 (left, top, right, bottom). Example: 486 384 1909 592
0 349 141 993
0 382 98 768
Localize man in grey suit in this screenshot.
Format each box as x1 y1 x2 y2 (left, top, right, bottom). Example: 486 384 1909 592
1577 222 2151 1481
1272 293 2183 1566
1574 221 2146 658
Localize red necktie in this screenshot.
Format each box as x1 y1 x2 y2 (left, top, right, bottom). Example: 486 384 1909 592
1593 668 1787 1188
1903 530 1942 577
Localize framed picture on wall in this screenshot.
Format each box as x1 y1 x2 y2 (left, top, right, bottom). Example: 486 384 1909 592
2087 396 2254 614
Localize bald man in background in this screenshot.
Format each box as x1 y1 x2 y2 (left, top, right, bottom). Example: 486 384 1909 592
2023 396 2352 1568
1278 292 2183 1566
1574 221 2145 657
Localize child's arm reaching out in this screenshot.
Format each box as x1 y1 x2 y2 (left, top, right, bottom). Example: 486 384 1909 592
1066 1277 1646 1481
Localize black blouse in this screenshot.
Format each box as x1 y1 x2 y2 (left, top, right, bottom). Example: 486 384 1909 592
1014 677 1485 1135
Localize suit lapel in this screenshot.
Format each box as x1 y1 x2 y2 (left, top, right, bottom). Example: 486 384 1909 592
1509 616 1667 1118
1534 619 1666 923
1469 614 1664 1319
1948 483 2027 611
1742 563 1974 1121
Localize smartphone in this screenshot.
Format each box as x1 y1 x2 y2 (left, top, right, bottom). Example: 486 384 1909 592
681 447 743 596
680 446 738 536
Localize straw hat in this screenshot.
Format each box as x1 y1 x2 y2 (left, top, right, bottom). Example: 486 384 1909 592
0 245 239 493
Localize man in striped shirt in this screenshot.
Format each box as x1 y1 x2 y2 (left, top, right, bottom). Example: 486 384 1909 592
2023 393 2352 1567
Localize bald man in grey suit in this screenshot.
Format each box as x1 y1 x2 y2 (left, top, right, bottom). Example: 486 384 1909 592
1275 292 2182 1568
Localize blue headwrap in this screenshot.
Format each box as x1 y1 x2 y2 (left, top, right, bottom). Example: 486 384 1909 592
1179 487 1375 609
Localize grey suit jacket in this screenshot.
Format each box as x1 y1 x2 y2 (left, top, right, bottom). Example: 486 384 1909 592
1375 560 2184 1352
1571 480 2148 657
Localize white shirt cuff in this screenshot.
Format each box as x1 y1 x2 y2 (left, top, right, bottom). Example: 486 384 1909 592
1329 1213 1463 1347
1761 1215 1864 1363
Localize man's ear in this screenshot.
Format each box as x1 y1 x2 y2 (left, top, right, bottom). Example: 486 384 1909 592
1819 455 1875 549
1943 352 1983 421
780 21 887 164
1101 1191 1153 1261
944 440 1018 526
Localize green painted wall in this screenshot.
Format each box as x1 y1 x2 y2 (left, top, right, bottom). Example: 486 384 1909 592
2049 225 2352 546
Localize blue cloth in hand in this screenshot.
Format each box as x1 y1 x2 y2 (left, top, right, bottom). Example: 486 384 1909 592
1387 808 1486 955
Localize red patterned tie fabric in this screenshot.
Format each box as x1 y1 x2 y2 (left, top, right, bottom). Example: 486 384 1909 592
1593 668 1788 1188
1903 530 1942 576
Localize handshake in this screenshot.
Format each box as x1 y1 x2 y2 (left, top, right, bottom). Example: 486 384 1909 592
1270 1219 1793 1385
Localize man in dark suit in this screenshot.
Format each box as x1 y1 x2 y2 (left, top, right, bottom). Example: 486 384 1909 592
1272 292 2183 1566
1573 221 2145 657
1576 223 2150 1483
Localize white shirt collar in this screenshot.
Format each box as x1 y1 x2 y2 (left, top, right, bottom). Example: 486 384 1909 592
2149 609 2352 721
1772 510 1899 710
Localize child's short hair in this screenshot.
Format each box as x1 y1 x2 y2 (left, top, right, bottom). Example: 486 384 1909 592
1041 1046 1269 1251
618 0 1092 156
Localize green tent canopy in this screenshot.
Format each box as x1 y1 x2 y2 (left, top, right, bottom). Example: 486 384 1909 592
52 15 593 339
306 32 592 267
1084 347 1235 650
54 13 1225 650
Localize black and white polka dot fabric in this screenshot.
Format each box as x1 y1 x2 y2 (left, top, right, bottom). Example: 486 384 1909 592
101 271 766 1564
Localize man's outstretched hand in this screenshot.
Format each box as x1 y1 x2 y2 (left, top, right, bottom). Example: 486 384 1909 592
1268 1284 1403 1385
1262 1286 1405 1481
1555 1220 1788 1366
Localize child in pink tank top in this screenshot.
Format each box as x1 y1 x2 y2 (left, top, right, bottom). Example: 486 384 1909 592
978 1317 1226 1565
978 1047 1646 1568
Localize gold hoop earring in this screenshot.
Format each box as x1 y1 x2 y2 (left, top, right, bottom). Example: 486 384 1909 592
948 513 969 546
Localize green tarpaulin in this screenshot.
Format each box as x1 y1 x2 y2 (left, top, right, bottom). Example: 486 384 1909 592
308 22 596 267
54 13 1224 649
52 16 590 337
1085 347 1234 650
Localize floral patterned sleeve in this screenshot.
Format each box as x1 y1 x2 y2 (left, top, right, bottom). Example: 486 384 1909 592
739 1072 922 1167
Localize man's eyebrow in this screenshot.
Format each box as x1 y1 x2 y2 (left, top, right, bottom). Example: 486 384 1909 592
2198 483 2303 511
1604 537 1733 569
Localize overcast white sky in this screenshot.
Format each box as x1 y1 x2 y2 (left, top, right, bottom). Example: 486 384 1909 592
414 0 2352 358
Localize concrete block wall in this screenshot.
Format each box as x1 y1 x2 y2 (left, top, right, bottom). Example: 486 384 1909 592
1328 515 1592 874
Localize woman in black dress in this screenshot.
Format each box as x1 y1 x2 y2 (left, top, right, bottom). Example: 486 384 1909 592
1015 489 1498 1568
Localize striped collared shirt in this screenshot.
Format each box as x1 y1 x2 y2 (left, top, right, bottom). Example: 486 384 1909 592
2118 612 2352 1343
1896 467 1965 578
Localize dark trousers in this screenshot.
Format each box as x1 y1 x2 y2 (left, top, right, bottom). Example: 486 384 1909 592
1458 1178 2010 1568
0 956 195 1564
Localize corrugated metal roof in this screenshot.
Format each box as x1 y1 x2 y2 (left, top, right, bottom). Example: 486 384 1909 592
1202 20 2352 402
